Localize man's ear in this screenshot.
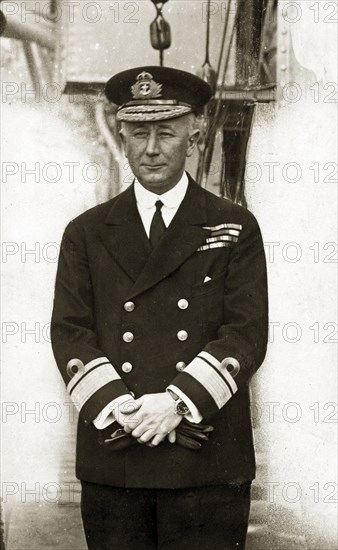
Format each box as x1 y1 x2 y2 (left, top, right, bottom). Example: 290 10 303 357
186 129 201 158
119 130 128 157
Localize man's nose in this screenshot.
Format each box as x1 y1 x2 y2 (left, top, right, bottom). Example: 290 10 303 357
145 130 160 156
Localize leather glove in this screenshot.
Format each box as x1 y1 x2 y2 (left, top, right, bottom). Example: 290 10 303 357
101 419 214 452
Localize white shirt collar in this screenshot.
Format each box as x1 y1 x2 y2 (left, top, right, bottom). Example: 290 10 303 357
134 172 189 209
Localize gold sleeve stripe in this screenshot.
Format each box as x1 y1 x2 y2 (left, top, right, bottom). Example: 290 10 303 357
198 351 220 368
69 364 121 412
199 351 238 394
185 358 232 409
220 362 238 394
67 356 111 393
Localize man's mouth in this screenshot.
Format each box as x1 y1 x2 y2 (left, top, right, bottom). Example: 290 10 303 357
142 164 166 170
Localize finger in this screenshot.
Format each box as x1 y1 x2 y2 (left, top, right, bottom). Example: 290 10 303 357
167 429 176 444
133 396 144 408
121 401 141 415
150 434 166 447
136 429 155 444
122 413 141 433
122 413 141 429
130 423 149 440
123 423 133 434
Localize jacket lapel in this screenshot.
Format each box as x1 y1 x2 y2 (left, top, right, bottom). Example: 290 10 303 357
126 179 210 299
99 185 152 282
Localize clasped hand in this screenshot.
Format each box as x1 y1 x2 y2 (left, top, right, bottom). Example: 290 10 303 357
116 392 183 447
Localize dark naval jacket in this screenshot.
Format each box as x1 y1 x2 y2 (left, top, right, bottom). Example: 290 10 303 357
51 175 268 489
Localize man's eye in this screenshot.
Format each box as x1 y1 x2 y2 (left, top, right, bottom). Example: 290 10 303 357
159 132 173 138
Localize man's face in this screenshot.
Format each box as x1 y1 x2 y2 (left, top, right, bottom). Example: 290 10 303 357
120 115 200 194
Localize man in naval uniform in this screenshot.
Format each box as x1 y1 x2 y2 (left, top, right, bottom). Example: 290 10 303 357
51 66 268 550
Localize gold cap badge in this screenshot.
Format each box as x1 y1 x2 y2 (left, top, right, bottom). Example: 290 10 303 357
131 72 162 100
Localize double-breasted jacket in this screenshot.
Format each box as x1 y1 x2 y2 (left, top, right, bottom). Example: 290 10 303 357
51 175 268 489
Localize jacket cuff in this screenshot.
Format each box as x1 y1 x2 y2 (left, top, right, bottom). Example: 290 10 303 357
66 356 130 425
93 394 133 430
171 351 238 419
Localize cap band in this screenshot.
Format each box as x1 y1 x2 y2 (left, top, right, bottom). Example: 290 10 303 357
122 100 193 108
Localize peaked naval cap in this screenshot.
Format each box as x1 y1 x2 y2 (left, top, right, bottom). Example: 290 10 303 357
105 66 212 122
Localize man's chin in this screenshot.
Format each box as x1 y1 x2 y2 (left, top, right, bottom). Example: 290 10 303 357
140 166 166 178
136 167 183 193
138 172 165 187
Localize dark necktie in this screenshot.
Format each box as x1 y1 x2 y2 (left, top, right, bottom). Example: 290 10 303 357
149 200 166 248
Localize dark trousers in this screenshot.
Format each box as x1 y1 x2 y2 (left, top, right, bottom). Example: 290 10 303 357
81 481 251 550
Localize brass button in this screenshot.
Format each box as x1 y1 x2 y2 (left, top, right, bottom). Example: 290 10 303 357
177 330 188 341
121 362 133 373
122 332 134 343
177 299 189 310
124 301 135 312
176 361 186 372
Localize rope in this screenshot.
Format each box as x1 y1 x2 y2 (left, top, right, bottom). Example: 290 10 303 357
216 0 231 80
200 0 240 188
204 0 211 65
